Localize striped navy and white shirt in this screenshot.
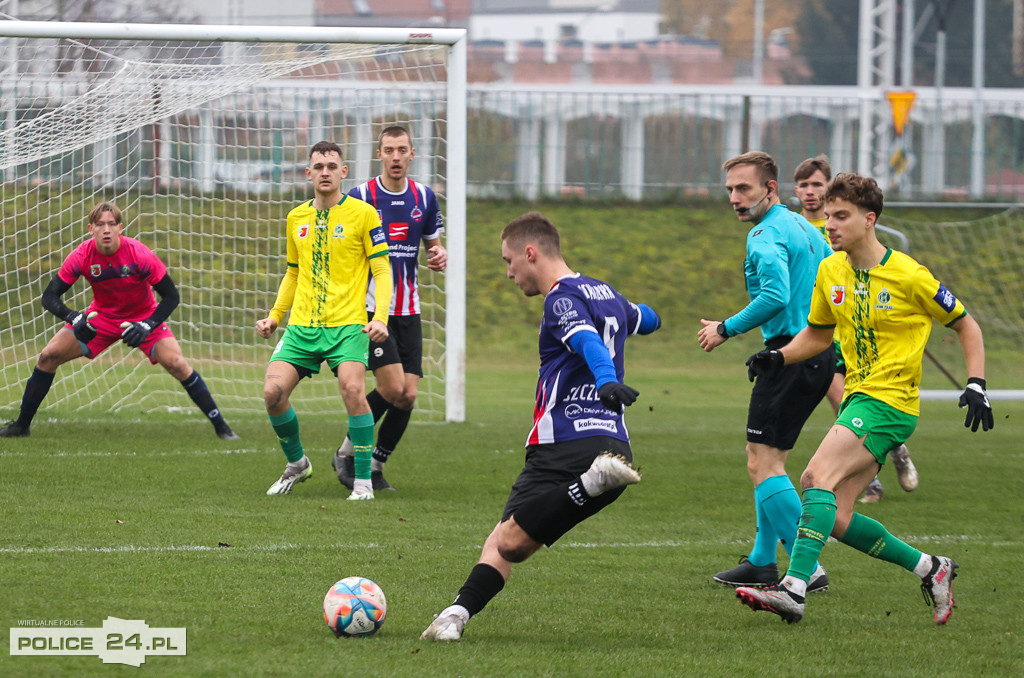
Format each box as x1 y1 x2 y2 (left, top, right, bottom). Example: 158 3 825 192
349 176 444 316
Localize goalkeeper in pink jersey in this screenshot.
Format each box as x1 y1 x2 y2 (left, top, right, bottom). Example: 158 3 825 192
0 202 238 440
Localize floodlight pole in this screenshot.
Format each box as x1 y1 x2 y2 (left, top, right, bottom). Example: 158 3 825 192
970 0 985 198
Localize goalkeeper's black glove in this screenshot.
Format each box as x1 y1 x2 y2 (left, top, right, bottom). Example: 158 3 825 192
120 320 156 348
958 377 994 432
597 382 639 413
745 349 784 382
69 311 98 344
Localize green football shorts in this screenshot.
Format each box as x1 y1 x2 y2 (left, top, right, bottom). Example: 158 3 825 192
270 325 368 373
836 393 917 464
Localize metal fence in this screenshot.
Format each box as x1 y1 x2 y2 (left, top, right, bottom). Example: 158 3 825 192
466 83 1024 201
6 79 1024 201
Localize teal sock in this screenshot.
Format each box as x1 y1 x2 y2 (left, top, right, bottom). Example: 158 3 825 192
748 480 781 566
839 512 922 571
748 499 777 567
787 488 836 582
758 474 802 557
349 412 375 481
269 407 303 463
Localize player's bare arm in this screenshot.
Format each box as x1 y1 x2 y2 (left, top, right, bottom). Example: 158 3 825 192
425 238 447 272
745 325 835 381
950 314 986 380
779 325 834 364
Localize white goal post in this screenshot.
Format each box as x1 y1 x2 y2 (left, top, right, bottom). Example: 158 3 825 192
0 20 466 422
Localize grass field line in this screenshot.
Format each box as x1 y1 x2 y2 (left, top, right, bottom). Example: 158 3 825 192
3 534 1020 556
6 448 1024 461
0 447 277 458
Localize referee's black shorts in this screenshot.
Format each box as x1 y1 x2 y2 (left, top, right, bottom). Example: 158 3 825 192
746 336 835 450
502 435 632 546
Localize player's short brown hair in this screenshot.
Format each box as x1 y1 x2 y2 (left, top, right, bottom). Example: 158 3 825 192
309 140 344 161
723 151 778 184
501 211 562 257
378 125 412 148
794 154 832 182
88 202 122 226
825 173 884 217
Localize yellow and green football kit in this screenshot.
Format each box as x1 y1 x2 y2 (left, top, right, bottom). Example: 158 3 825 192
785 247 968 588
269 196 391 328
807 247 967 417
807 216 827 241
265 196 391 478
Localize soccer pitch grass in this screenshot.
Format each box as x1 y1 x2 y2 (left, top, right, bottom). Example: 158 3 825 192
2 354 1022 677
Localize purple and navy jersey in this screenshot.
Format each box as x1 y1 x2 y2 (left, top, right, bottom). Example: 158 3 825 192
528 274 643 446
349 176 444 316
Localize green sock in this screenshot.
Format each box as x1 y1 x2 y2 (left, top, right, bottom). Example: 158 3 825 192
839 512 922 571
349 412 375 481
269 407 303 463
787 487 836 582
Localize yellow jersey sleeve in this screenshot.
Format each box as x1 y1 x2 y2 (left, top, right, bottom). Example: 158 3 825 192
368 255 393 325
817 249 968 416
268 264 298 323
907 262 968 327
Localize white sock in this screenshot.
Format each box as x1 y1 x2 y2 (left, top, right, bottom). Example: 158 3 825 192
371 458 383 472
439 604 470 624
288 456 308 469
913 553 934 579
781 576 807 597
580 470 598 497
352 478 372 494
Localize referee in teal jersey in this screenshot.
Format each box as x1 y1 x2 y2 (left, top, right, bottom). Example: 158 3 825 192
698 151 834 594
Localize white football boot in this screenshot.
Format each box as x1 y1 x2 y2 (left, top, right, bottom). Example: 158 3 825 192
266 456 312 495
420 605 469 642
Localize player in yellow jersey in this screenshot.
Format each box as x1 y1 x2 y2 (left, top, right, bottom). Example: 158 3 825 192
794 155 918 502
739 173 993 626
793 155 830 239
256 141 393 501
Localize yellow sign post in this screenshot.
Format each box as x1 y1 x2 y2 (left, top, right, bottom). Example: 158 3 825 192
886 90 917 137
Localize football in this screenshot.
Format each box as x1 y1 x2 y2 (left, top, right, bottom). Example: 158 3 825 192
323 576 387 637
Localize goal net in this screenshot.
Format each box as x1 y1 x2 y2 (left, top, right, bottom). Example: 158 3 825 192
879 209 1024 396
0 21 467 422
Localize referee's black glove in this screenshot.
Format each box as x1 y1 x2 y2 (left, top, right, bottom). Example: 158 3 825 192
120 320 156 348
745 349 784 382
598 382 639 413
69 311 98 344
958 377 994 432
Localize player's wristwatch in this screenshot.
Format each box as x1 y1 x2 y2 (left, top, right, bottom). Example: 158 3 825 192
717 322 730 339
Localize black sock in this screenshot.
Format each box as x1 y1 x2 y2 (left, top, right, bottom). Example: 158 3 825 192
453 563 506 617
17 367 55 428
366 389 390 422
376 404 411 456
180 370 226 429
372 445 392 464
